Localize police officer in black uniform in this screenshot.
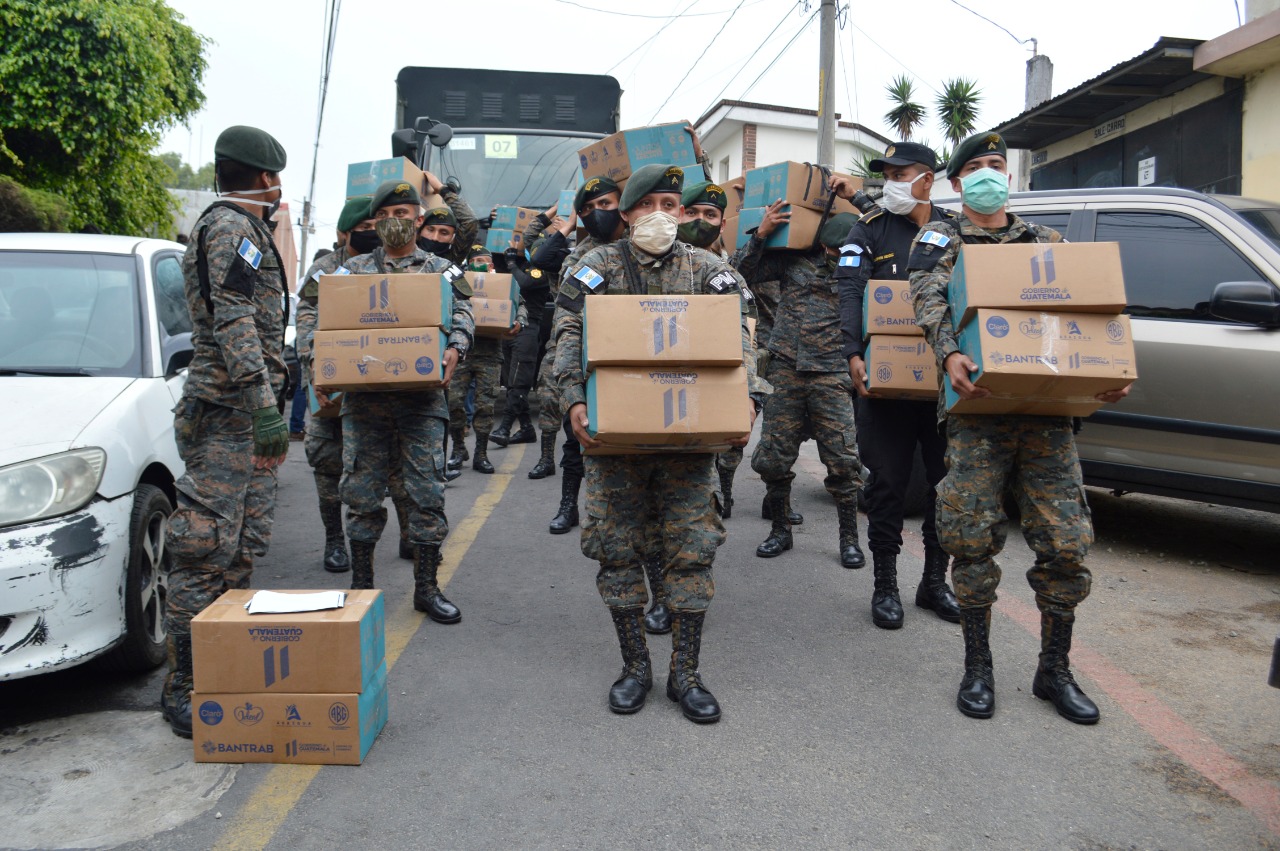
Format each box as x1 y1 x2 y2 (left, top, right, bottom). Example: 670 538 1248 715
831 142 962 630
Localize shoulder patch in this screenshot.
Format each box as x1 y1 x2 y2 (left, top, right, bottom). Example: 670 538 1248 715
839 243 863 255
238 237 263 270
839 255 861 267
574 265 606 293
707 270 738 293
530 268 543 279
334 266 351 275
860 209 885 224
919 230 950 248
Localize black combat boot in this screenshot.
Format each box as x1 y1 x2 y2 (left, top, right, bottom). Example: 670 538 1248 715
160 633 194 739
957 607 995 719
916 547 961 622
760 494 803 525
549 472 581 535
836 498 866 569
608 607 652 714
667 611 721 723
320 500 349 573
489 409 517 447
472 432 495 474
718 469 735 519
413 542 461 624
527 432 558 479
871 551 903 629
756 490 793 558
350 540 376 590
447 427 469 471
394 500 413 560
507 422 537 444
1032 608 1099 724
642 558 671 634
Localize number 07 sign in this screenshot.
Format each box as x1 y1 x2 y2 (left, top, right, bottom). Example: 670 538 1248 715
485 135 518 159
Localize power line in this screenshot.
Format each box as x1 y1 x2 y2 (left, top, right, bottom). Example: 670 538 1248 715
835 5 856 125
846 19 940 95
298 0 341 278
552 0 741 17
607 0 703 74
739 8 818 101
647 0 749 123
943 0 1036 49
701 2 797 113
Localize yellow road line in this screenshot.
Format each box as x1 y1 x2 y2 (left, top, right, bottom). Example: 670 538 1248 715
212 445 526 851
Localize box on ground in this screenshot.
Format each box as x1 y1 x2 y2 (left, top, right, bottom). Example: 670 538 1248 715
306 384 343 419
472 297 518 337
318 273 453 331
864 336 937 399
949 242 1127 328
737 206 826 250
492 206 540 231
468 271 519 302
193 662 388 765
945 309 1138 416
583 294 743 369
192 589 385 694
863 279 921 338
576 122 699 183
314 327 448 391
346 157 424 200
742 162 859 213
585 366 749 452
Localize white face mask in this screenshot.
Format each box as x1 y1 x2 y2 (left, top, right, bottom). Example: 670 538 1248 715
881 172 927 216
629 211 679 256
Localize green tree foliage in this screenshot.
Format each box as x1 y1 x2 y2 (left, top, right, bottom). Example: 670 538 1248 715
883 75 925 142
936 77 983 147
158 151 215 190
0 0 207 235
0 175 71 232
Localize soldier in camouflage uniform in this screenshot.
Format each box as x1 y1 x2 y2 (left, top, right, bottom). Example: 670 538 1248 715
553 164 767 723
415 170 480 268
510 227 568 479
330 180 475 624
734 206 866 569
160 126 291 738
908 132 1130 724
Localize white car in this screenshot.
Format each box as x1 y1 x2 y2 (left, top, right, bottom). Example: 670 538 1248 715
0 233 192 679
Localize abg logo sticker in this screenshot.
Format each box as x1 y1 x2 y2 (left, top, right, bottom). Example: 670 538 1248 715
329 702 351 726
321 361 337 380
986 316 1010 338
1106 320 1126 342
876 365 893 383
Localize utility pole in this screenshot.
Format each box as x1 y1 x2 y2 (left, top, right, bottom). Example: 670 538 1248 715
817 0 837 168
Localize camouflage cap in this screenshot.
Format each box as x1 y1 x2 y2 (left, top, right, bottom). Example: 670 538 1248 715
423 206 459 229
619 164 684 212
336 196 372 233
818 212 859 249
573 175 620 214
370 179 422 212
681 180 727 212
946 131 1008 178
213 125 287 172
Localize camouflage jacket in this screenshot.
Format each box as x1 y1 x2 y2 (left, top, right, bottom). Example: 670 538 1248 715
438 187 479 268
552 238 767 412
732 235 844 372
180 202 288 412
907 211 1063 420
297 246 354 390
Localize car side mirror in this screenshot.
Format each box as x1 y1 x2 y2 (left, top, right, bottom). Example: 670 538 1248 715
163 332 193 376
1209 281 1280 327
414 116 453 148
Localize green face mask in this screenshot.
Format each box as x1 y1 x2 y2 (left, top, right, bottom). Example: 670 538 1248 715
676 218 721 249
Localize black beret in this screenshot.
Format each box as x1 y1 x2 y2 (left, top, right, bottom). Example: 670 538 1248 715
467 243 491 260
214 125 287 172
818 212 859 249
681 180 727 211
574 176 620 214
869 141 938 174
423 207 458 229
619 164 684 211
370 179 422 212
946 132 1008 178
336 196 372 233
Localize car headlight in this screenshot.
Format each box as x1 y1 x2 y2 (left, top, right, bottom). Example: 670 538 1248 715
0 448 106 528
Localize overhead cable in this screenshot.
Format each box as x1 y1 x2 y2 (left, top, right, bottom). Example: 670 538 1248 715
739 8 819 101
647 0 749 122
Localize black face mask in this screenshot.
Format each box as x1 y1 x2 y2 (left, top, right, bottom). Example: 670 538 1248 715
677 219 721 249
348 229 381 254
581 208 622 242
417 236 452 257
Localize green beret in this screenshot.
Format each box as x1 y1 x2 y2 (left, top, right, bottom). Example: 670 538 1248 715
818 212 859 249
214 125 287 172
681 180 727 212
946 131 1008 178
424 206 458 229
336 197 372 233
370 179 421 212
574 175 620 214
619 164 684 212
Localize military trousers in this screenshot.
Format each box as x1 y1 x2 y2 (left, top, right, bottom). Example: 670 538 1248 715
448 340 503 435
860 397 947 554
581 453 725 612
937 414 1094 613
560 412 584 478
303 414 343 509
715 446 743 476
537 336 563 434
165 399 277 636
751 360 861 500
341 393 448 546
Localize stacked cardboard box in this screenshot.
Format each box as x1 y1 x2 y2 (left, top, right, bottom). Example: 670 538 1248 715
343 157 442 210
469 272 520 337
576 122 700 183
944 243 1137 416
735 162 861 250
859 279 934 399
486 206 540 253
720 175 745 252
191 590 388 765
579 294 748 454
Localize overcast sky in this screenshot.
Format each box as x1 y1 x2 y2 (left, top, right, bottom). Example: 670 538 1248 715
159 0 1243 253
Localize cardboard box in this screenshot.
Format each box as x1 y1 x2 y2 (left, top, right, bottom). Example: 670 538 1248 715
945 309 1138 416
721 175 745 212
742 162 859 213
472 297 518 337
192 590 385 694
557 189 577 219
468 271 519 302
346 157 425 200
317 273 453 332
492 206 539 232
313 327 448 391
948 242 1127 329
584 366 750 452
193 662 388 765
863 279 921 338
720 214 739 253
576 122 699 183
737 206 826 250
306 384 342 419
582 294 744 369
485 228 523 254
863 335 937 399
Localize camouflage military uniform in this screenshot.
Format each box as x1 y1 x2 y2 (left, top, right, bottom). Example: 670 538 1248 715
436 187 479 268
907 212 1093 613
552 239 765 612
297 247 352 510
536 231 600 434
165 202 288 641
339 247 474 545
448 336 503 435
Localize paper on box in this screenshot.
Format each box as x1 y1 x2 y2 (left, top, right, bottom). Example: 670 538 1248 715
584 366 749 452
472 298 518 337
345 157 425 199
742 162 859 213
862 279 921 338
468 271 519 302
864 336 937 399
192 662 388 765
576 122 699 183
583 295 743 369
948 242 1127 328
313 327 448 391
737 206 826 250
317 273 452 331
192 589 385 694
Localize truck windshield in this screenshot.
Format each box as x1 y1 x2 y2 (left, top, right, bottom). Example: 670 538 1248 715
433 132 589 218
1238 209 1280 251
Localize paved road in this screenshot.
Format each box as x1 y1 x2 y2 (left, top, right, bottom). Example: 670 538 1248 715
3 436 1279 850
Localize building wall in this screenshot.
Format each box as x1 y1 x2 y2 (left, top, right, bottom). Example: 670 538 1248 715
702 123 883 185
1242 63 1280 202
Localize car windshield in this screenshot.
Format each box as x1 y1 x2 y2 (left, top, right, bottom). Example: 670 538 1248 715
1238 208 1280 251
432 132 590 216
0 251 143 377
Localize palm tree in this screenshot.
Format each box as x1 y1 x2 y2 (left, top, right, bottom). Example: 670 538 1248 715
883 75 925 142
936 78 983 148
849 152 882 180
